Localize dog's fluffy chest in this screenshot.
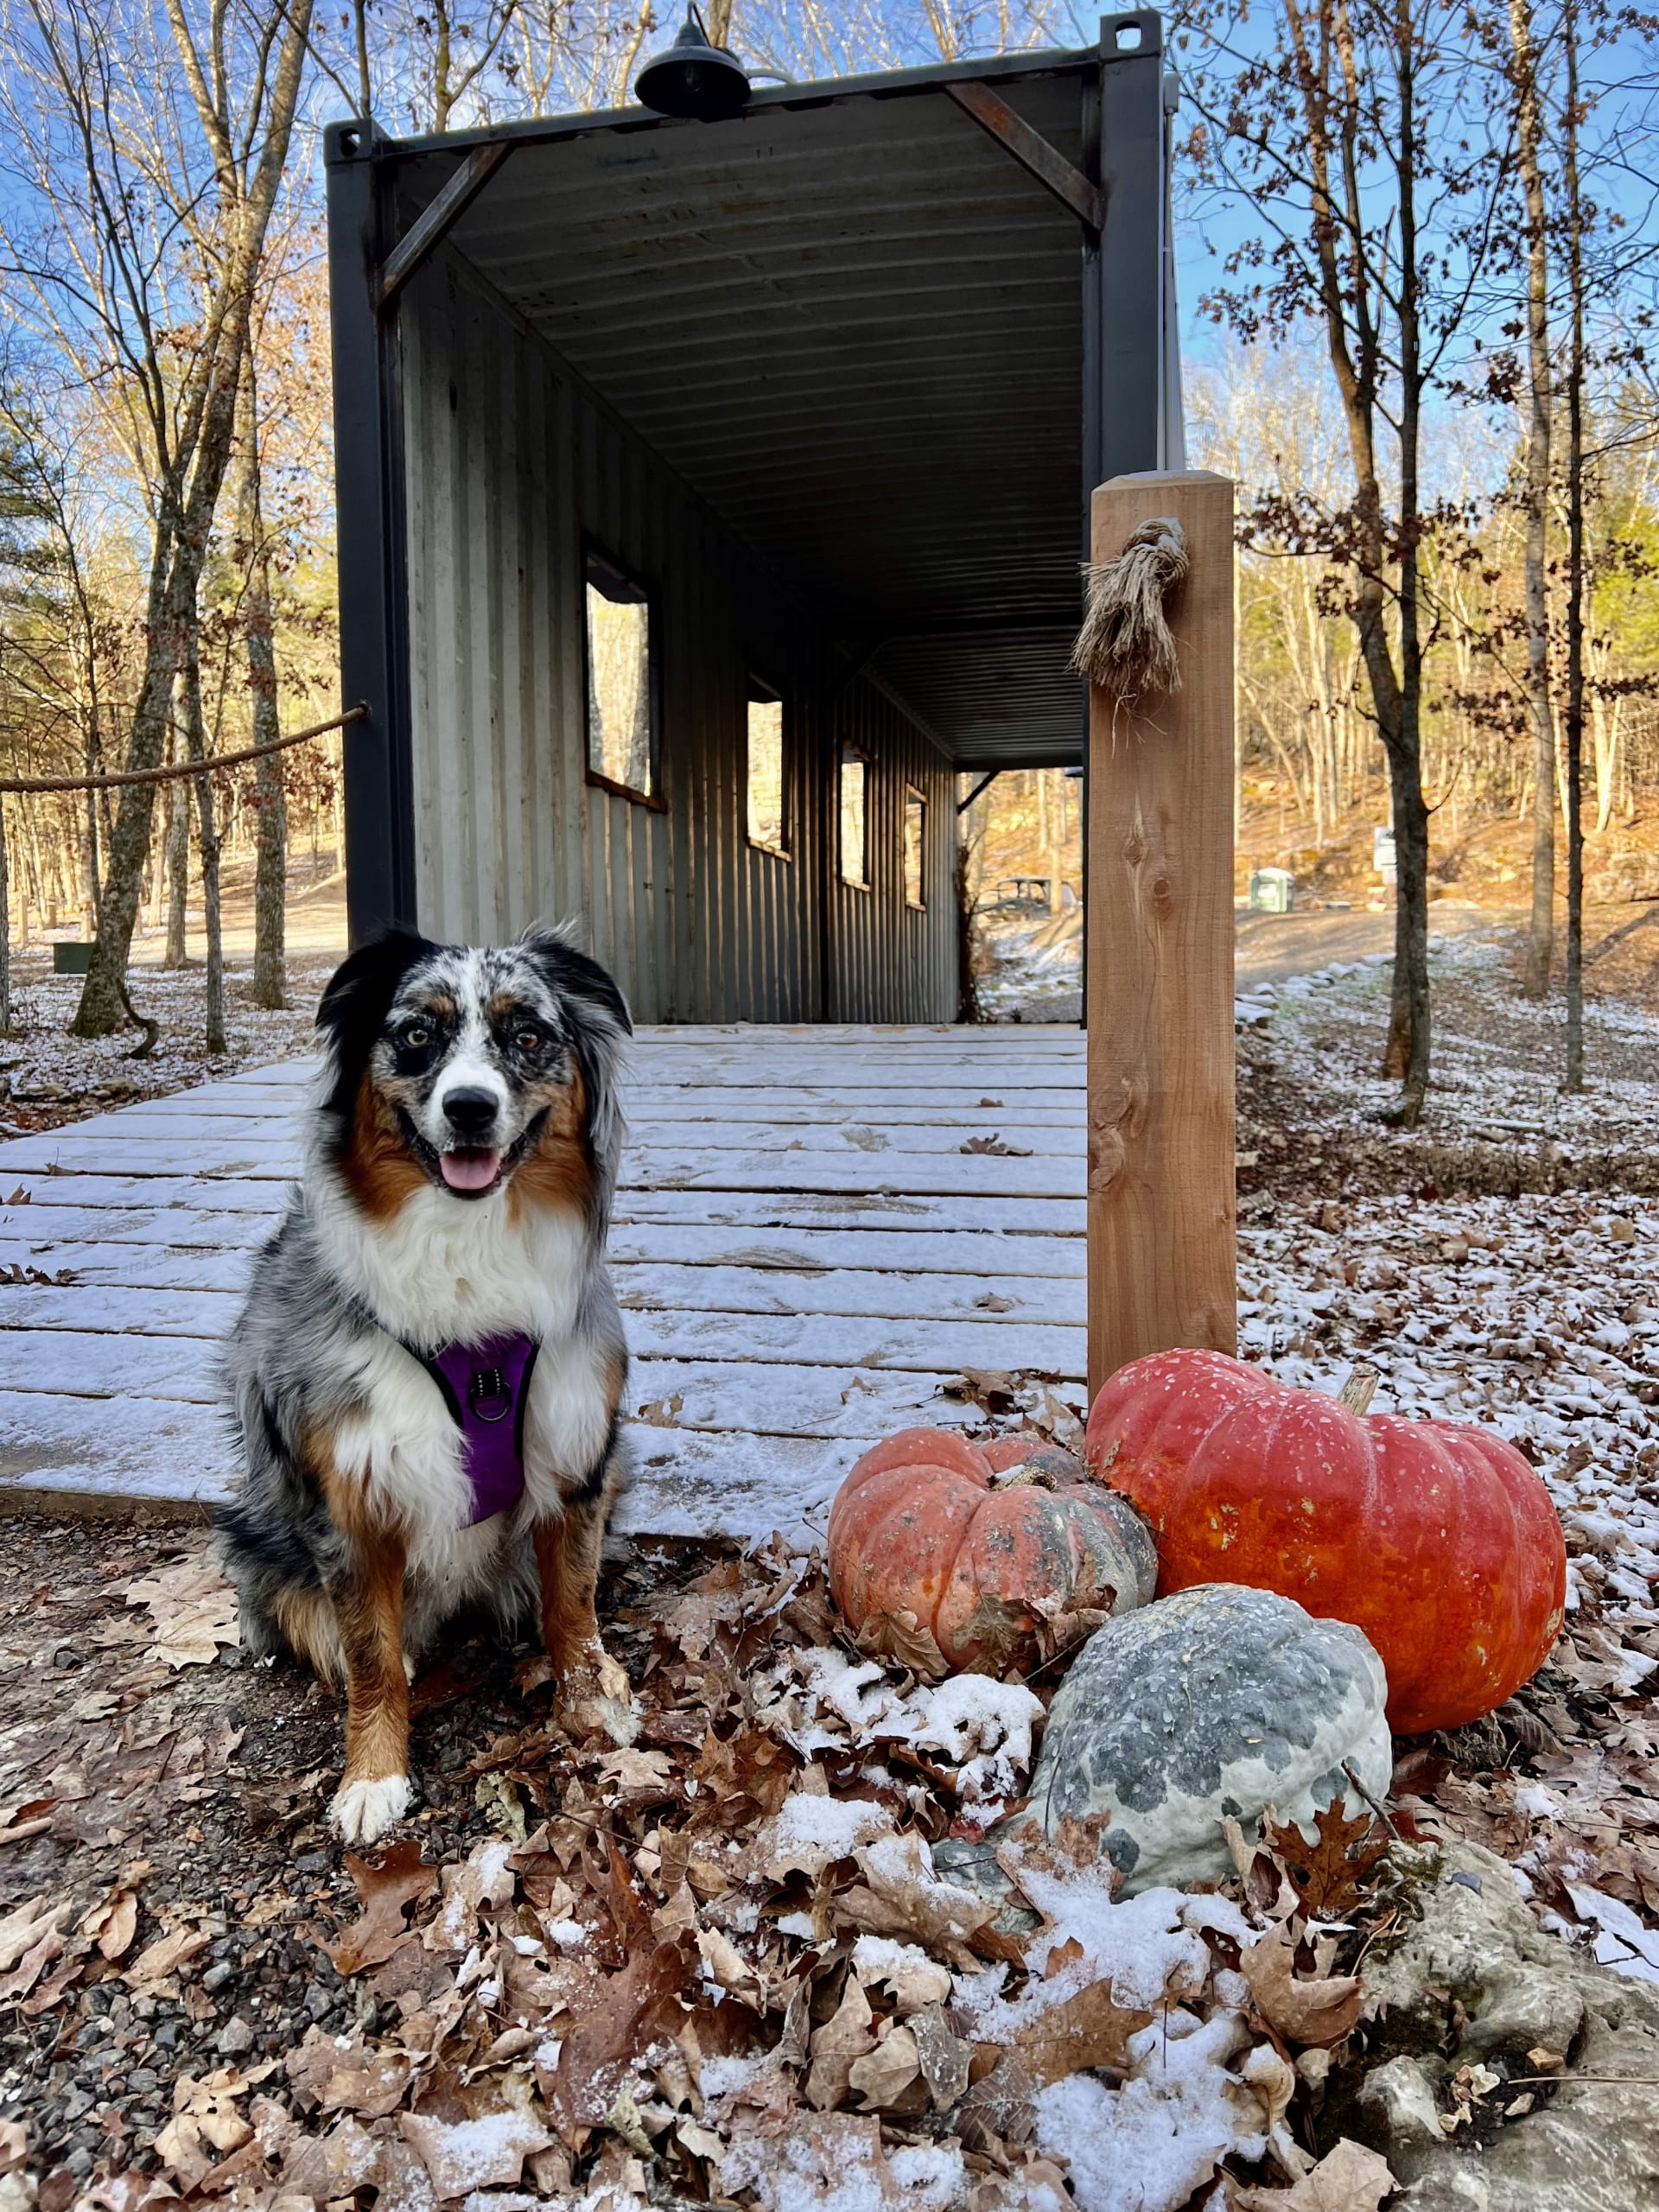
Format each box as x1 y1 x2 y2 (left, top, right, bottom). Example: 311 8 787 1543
312 1173 589 1350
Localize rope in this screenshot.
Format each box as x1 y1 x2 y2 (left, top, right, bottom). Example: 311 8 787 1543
0 702 368 797
1071 518 1189 703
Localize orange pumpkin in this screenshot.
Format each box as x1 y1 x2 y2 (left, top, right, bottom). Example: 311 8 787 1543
1084 1349 1567 1733
827 1427 1155 1675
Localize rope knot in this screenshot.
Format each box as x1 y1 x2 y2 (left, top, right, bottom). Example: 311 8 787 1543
1071 515 1189 704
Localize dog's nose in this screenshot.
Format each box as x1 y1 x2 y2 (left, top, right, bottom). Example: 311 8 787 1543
441 1086 499 1139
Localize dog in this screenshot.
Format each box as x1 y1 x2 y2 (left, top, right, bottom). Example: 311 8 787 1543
216 924 632 1846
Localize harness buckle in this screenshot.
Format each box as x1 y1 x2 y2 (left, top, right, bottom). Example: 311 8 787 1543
470 1366 512 1423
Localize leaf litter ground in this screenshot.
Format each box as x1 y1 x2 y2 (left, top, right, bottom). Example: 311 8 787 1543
3 923 1658 2212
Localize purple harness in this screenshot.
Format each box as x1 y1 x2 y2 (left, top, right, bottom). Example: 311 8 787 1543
418 1332 540 1525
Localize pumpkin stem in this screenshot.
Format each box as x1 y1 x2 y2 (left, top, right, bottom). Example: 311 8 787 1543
1337 1363 1381 1416
992 1465 1059 1492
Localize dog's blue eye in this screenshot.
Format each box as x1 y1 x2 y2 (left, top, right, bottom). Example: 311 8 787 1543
404 1024 431 1049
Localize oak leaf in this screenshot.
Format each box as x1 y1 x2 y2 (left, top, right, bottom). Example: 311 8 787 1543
542 1937 691 2145
326 1840 436 1975
1264 1801 1389 1918
1241 1920 1365 2048
1006 1975 1153 2088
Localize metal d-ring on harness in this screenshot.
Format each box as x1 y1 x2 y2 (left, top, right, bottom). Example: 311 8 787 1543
414 1332 541 1524
469 1366 512 1423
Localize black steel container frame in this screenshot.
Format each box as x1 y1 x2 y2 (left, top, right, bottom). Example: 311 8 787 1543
325 12 1170 950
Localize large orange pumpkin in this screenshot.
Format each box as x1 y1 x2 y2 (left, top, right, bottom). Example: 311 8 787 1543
1084 1349 1567 1733
827 1428 1156 1675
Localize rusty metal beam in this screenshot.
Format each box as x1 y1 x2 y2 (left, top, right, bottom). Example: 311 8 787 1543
943 79 1103 232
378 141 514 310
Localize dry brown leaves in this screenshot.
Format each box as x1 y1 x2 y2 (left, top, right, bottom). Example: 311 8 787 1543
1233 2135 1397 2212
119 1555 240 1669
79 1535 1417 2212
326 1839 437 1974
1240 1921 1365 2050
1263 1803 1390 1921
1000 1957 1152 2088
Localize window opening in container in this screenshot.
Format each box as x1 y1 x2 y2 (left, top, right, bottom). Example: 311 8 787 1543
840 746 868 889
904 787 926 909
747 673 786 854
585 545 658 804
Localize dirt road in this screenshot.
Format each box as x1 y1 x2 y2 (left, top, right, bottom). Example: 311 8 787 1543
1234 898 1494 988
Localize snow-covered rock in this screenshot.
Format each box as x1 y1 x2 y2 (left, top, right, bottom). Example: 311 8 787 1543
1027 1583 1392 1894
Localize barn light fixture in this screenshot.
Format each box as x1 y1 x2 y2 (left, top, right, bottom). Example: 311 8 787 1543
635 3 752 121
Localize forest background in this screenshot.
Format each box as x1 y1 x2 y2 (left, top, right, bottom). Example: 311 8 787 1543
0 0 1655 1105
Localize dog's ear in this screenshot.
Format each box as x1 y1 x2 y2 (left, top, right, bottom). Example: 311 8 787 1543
519 926 632 1040
519 927 631 1203
315 928 435 1139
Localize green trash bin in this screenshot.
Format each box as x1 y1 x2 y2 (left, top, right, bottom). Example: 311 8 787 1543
1248 868 1295 915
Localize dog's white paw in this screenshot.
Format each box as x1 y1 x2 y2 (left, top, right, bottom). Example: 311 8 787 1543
330 1772 411 1847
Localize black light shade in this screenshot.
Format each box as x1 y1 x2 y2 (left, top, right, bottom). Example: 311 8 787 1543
635 3 751 121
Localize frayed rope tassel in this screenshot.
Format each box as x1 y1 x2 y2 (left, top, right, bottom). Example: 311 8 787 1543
1071 515 1189 704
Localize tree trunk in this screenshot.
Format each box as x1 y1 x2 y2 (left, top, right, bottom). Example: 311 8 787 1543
1389 0 1430 1128
181 658 227 1056
70 0 316 1037
71 515 189 1030
1286 0 1433 1120
0 805 10 1040
1563 0 1586 1091
1592 691 1621 833
165 711 190 968
1510 0 1556 998
235 359 288 1008
955 836 981 1025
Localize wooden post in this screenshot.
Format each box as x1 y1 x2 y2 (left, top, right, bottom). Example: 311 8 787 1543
1086 469 1236 1398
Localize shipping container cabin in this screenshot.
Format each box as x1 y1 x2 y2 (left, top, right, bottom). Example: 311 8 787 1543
326 11 1179 1022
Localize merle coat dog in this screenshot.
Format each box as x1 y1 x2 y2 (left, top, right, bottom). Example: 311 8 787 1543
217 925 632 1844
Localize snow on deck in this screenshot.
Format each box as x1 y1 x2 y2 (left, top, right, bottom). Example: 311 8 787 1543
0 1025 1084 1535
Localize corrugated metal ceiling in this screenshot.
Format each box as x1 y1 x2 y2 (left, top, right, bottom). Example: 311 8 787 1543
391 62 1096 765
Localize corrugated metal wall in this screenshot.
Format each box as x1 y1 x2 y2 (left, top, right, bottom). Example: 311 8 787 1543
828 680 957 1023
399 250 957 1025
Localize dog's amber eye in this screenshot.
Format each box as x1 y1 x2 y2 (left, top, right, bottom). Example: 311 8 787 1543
514 1025 543 1052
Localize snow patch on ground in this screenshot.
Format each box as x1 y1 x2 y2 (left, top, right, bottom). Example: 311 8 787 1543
1034 2011 1267 2212
760 1651 1044 1805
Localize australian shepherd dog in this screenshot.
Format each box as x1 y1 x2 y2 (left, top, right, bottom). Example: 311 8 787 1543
216 925 632 1847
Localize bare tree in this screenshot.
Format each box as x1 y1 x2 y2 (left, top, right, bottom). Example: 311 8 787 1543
1509 0 1559 998
1183 0 1506 1122
232 353 288 1008
1562 0 1586 1087
0 0 315 1039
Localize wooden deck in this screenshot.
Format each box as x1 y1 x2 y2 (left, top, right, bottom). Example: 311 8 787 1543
0 1026 1085 1537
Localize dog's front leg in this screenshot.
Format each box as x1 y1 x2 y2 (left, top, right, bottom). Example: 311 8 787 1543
534 1503 635 1744
327 1533 412 1847
532 1502 606 1677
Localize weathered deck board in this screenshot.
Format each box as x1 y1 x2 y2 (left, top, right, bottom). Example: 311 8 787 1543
0 1026 1086 1534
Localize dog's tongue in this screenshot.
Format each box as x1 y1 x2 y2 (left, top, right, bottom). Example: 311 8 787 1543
441 1147 501 1192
